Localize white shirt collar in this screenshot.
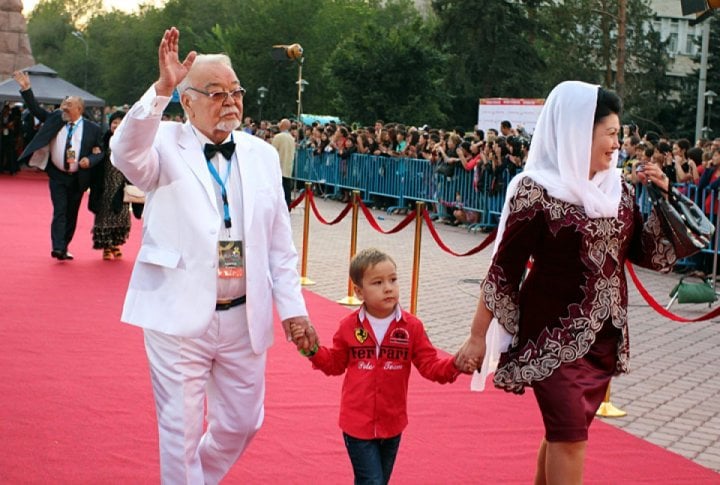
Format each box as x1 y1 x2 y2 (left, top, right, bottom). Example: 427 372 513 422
359 303 402 323
191 127 233 147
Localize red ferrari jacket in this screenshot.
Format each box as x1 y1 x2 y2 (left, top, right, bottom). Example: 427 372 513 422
309 306 460 439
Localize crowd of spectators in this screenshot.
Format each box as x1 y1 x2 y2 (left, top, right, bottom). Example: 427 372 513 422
0 102 32 174
5 99 720 225
238 116 532 222
614 126 720 275
295 119 530 192
4 95 720 275
618 125 720 212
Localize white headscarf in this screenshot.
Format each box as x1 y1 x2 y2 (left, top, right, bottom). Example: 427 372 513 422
471 80 623 391
497 80 622 249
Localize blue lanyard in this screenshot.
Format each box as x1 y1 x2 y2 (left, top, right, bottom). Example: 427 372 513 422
206 152 233 229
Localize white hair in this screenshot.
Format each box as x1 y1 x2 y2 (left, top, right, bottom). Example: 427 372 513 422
177 53 234 96
177 54 242 132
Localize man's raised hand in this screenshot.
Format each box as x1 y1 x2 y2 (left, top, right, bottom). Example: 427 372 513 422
12 71 30 91
155 27 196 97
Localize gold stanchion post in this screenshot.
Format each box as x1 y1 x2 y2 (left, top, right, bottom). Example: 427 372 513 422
409 201 424 315
596 382 627 418
338 190 362 306
300 182 314 286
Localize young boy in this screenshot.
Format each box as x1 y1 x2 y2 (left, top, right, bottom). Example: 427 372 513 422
291 248 475 484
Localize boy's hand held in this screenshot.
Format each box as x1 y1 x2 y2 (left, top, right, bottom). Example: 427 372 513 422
285 318 319 355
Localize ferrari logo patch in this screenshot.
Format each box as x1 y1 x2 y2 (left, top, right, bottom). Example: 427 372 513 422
355 327 369 344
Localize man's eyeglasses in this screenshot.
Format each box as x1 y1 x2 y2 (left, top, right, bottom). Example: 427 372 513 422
185 86 246 102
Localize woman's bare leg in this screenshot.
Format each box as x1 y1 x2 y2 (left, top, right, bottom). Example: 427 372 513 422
544 440 586 485
533 439 548 485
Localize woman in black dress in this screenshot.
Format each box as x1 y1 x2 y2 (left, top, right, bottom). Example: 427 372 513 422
91 111 130 260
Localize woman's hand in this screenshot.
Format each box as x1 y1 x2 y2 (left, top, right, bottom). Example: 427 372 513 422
637 161 670 192
455 334 486 374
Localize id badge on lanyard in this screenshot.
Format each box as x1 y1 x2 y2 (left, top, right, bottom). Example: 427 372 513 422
218 240 244 278
204 133 243 279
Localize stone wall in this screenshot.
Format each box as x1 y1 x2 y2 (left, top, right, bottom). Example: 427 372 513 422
0 0 35 81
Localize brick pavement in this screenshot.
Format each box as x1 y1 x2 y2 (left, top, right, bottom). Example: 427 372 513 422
289 195 720 474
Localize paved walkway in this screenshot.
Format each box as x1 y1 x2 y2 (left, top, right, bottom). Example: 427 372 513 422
288 194 720 474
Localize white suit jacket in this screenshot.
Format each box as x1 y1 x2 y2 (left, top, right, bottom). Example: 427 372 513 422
110 86 307 353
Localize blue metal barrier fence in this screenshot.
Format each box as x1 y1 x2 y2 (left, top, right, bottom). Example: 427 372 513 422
293 149 513 230
295 149 720 247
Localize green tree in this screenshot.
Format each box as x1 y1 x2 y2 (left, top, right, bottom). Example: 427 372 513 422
193 0 380 121
26 0 708 135
431 0 546 127
622 28 674 135
26 0 74 71
535 0 606 90
324 21 448 126
84 8 167 105
536 0 672 135
27 0 138 101
617 0 674 134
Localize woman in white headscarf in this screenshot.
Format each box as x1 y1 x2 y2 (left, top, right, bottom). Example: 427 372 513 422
456 81 675 484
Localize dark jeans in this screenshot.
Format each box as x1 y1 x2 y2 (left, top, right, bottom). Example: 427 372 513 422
343 432 401 485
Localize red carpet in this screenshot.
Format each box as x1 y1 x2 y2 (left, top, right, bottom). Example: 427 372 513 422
1 173 718 484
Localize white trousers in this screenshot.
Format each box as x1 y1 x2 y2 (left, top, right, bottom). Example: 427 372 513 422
144 304 266 485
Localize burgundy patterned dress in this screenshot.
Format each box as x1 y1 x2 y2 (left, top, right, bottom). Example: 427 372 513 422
483 177 675 441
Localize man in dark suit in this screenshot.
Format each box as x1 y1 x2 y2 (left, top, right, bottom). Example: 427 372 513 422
13 70 104 261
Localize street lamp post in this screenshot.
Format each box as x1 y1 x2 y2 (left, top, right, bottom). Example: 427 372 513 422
705 90 717 139
72 31 89 91
257 86 268 121
695 19 711 142
296 78 308 123
269 43 305 123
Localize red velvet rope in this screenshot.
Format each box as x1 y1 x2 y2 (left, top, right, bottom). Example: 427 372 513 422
421 208 497 257
625 261 720 322
289 190 305 210
302 190 718 322
357 199 417 234
306 191 353 225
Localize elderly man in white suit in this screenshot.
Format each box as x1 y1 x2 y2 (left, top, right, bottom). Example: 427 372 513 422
111 27 317 484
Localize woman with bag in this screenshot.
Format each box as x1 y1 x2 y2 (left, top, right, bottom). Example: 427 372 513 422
91 111 131 260
455 81 676 485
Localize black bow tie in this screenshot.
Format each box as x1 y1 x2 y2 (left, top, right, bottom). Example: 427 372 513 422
204 141 235 160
